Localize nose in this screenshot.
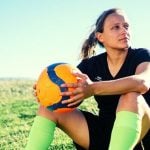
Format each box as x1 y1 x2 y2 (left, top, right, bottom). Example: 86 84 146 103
120 26 129 37
120 26 127 34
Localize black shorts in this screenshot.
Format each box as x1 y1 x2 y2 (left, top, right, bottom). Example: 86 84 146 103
74 110 115 150
74 110 150 150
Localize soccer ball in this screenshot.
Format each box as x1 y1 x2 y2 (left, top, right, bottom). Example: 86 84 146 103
36 62 79 113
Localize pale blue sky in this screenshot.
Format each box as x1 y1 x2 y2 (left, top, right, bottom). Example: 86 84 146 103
0 0 150 79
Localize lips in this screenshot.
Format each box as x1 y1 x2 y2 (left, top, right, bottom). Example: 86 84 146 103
119 37 129 42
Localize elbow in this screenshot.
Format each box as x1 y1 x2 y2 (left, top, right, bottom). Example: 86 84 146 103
137 80 149 94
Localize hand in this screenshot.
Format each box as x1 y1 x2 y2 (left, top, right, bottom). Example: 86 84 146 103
33 83 40 102
60 72 94 107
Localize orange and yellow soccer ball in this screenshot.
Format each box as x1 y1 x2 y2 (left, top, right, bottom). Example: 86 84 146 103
36 62 79 113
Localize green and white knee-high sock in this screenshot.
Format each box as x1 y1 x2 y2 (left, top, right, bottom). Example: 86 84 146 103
109 111 141 150
25 116 56 150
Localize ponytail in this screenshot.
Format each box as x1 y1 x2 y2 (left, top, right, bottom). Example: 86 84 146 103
80 31 97 59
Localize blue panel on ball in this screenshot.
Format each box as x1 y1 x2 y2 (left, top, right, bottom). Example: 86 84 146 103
47 63 71 111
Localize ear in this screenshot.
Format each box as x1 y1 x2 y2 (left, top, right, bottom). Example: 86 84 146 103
95 32 104 43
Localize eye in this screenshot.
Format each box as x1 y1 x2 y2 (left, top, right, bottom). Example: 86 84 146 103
124 24 129 30
111 25 120 30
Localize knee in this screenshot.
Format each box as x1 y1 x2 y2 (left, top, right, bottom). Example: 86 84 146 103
119 92 140 105
37 105 58 123
117 92 145 115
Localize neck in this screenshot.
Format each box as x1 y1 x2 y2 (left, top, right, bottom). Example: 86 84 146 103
106 48 128 66
106 48 129 77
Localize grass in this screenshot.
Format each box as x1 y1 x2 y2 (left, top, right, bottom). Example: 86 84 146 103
0 79 98 150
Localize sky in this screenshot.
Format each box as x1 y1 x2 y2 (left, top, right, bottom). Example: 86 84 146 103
0 0 150 79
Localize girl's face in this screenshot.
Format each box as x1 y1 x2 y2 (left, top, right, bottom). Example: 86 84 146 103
97 12 130 50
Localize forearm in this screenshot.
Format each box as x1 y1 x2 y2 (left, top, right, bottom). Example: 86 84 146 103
90 75 149 95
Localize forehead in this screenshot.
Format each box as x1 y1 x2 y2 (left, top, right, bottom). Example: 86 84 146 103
104 12 129 26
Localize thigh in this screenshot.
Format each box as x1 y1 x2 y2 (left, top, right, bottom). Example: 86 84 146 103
74 111 115 150
116 92 150 148
57 109 90 149
37 105 89 149
140 114 150 141
142 129 150 150
139 96 150 141
140 98 150 150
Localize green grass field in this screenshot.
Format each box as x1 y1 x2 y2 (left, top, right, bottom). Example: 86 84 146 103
0 79 98 150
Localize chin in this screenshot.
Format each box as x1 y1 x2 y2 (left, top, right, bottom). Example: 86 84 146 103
119 44 130 49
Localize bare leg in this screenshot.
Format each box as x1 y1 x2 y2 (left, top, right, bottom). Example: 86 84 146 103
109 92 150 150
116 92 150 140
37 105 90 149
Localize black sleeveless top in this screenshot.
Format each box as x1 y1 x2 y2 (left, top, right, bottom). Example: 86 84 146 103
77 47 150 118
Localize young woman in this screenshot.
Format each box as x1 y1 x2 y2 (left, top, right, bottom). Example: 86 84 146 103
26 8 150 150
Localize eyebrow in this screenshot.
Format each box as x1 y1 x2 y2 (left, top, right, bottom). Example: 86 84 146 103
111 22 129 26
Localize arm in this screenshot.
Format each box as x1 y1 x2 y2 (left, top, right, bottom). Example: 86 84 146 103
61 62 150 106
91 62 150 95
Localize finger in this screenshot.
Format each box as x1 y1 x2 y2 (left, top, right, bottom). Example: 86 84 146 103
37 98 40 102
33 83 37 89
33 91 37 96
72 72 88 80
32 89 40 102
62 93 83 104
32 87 37 96
62 96 78 104
61 88 80 97
62 99 71 104
61 91 72 96
67 100 82 107
61 83 78 88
